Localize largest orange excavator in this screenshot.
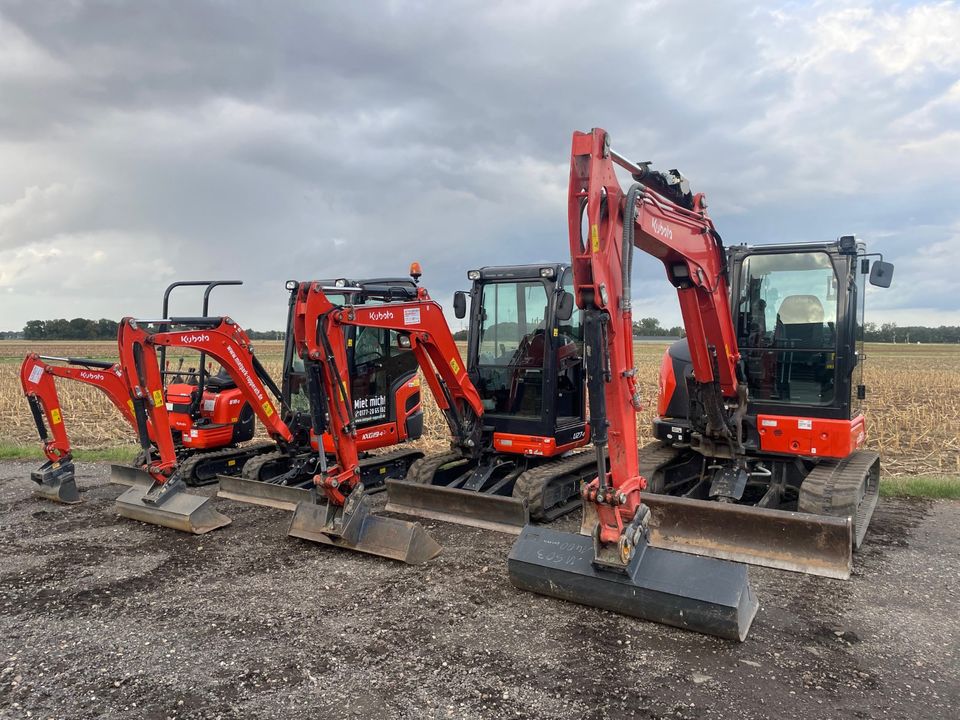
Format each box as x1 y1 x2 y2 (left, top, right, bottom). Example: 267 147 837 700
508 128 894 639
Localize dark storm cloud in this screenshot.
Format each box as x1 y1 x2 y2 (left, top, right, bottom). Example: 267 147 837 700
1 0 958 330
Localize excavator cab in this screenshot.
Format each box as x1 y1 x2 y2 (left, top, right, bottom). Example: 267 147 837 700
461 264 587 452
387 264 596 534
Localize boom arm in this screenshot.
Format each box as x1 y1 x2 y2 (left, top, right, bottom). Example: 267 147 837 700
20 353 138 462
117 316 292 484
567 128 744 553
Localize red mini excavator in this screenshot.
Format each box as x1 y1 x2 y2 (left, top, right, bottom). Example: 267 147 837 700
19 354 135 503
509 128 761 641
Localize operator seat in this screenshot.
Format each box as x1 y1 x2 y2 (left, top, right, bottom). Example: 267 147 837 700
776 295 825 347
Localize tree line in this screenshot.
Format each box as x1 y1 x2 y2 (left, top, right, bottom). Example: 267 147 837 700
20 318 283 341
11 317 960 344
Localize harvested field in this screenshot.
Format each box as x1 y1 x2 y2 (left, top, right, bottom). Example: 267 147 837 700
2 340 958 477
0 460 957 719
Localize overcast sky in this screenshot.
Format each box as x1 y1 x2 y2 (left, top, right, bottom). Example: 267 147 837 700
1 0 959 332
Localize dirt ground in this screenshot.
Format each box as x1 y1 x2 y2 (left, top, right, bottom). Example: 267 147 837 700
0 461 957 720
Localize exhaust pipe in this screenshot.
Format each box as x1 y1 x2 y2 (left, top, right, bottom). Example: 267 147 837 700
289 486 441 564
31 458 81 504
508 525 758 641
114 468 231 534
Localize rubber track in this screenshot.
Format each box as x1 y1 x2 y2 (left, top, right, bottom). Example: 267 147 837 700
240 449 288 482
179 441 276 486
637 441 684 494
511 451 594 521
405 450 466 485
797 449 880 549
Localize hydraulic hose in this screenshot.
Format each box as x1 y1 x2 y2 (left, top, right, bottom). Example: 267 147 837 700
620 183 644 312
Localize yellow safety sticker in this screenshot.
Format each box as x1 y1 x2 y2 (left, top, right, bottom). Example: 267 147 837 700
51 408 62 425
553 328 558 337
227 459 236 467
379 467 386 474
348 338 353 347
127 399 134 414
262 401 275 417
153 390 163 407
591 224 599 252
450 357 460 374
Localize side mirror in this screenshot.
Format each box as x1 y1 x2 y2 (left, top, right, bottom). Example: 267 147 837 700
453 291 467 319
869 260 894 288
556 290 575 322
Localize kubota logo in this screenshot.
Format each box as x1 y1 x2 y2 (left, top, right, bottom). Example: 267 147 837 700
179 334 210 344
651 218 673 240
366 310 395 322
79 371 104 381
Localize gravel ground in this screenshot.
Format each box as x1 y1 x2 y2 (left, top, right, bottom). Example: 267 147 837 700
0 460 957 720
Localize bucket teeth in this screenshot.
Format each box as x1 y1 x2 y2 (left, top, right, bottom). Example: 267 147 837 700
114 470 231 535
508 525 758 642
385 479 528 534
31 459 80 504
289 489 442 564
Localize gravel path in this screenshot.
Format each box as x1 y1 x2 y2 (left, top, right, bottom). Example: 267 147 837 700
1 460 957 719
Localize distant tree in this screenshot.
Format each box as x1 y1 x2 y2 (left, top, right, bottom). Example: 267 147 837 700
24 320 46 340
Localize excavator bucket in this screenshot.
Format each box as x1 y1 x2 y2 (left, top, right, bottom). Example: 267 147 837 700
508 526 758 641
384 479 529 534
643 494 853 580
217 474 311 512
31 459 81 504
288 487 441 564
114 468 231 534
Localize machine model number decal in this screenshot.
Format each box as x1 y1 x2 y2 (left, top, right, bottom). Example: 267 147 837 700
572 430 585 440
28 366 44 384
798 419 813 430
360 429 387 441
403 308 421 325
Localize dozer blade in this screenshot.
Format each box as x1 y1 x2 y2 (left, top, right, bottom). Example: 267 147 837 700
216 474 311 512
114 469 231 535
508 525 758 642
643 495 853 580
384 478 528 534
109 463 155 488
31 459 80 504
289 488 441 564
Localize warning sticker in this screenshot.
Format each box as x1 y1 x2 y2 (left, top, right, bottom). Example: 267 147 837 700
403 307 421 325
28 365 44 384
591 224 600 252
127 400 135 414
798 419 813 430
262 401 275 417
152 390 164 407
450 357 460 374
51 408 62 424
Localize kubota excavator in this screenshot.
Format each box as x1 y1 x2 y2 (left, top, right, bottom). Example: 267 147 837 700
385 263 597 532
217 276 427 511
509 127 895 638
